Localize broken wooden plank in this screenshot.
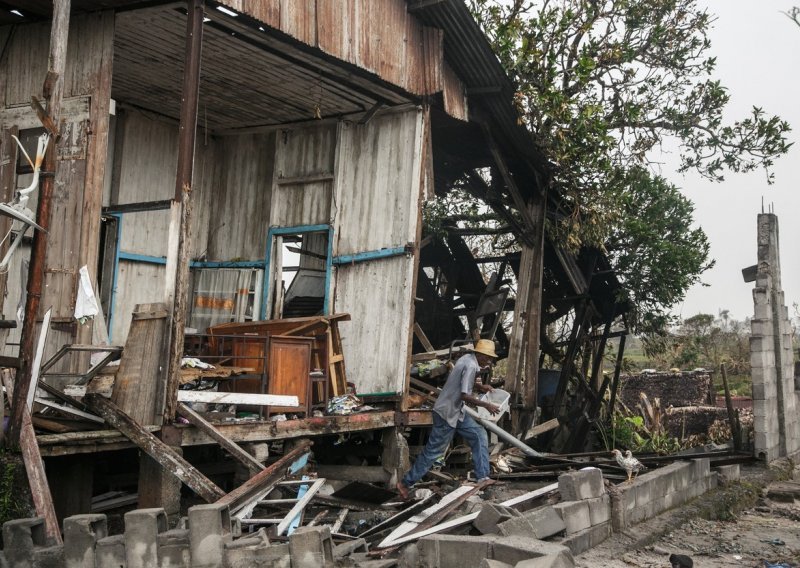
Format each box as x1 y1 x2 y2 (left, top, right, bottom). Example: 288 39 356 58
413 323 435 352
216 440 312 514
110 302 169 426
85 394 225 502
33 396 104 423
177 402 265 474
176 391 299 407
331 507 349 534
358 493 436 539
2 371 61 544
381 482 559 547
378 485 475 548
523 418 560 440
276 477 326 536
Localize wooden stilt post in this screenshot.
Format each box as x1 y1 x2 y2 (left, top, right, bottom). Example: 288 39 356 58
163 0 204 423
9 0 71 445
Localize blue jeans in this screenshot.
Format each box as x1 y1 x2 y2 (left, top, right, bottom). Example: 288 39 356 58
402 412 490 486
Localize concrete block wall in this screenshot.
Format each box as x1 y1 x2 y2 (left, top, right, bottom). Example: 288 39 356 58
610 459 717 532
0 503 296 568
553 468 611 555
750 214 800 462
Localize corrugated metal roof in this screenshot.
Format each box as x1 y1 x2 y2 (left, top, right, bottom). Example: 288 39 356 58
408 0 552 185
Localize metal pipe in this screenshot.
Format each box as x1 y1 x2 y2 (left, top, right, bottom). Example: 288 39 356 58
463 406 546 458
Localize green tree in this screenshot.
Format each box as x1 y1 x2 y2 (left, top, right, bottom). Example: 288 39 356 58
468 0 791 330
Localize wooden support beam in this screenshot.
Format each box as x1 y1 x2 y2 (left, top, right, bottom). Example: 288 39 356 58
177 403 265 474
2 371 61 544
607 334 626 418
85 394 225 502
163 0 204 423
552 300 590 414
479 123 537 232
216 440 312 514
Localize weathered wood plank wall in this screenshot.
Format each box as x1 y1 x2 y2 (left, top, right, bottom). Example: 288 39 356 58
0 14 114 356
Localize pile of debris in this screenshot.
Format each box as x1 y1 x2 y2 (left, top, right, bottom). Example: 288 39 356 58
2 454 734 567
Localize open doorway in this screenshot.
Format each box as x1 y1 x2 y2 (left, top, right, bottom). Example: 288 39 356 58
265 225 331 320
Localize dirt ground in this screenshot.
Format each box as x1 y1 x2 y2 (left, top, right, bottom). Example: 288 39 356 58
575 465 800 568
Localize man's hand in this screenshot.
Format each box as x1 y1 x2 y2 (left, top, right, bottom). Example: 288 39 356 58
484 402 500 415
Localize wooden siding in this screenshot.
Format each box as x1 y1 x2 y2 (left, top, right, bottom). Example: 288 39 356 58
331 109 426 395
207 133 275 260
0 13 115 333
219 0 443 96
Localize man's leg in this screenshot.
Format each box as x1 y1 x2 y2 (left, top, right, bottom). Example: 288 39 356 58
398 414 455 496
456 414 490 481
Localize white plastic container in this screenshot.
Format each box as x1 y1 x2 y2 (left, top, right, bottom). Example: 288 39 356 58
475 388 511 422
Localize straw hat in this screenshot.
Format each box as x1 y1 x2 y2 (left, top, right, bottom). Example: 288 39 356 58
472 339 498 358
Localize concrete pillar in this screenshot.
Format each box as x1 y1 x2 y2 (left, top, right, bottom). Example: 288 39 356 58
95 535 126 567
381 427 410 486
158 528 190 567
138 452 182 520
63 514 107 568
749 213 798 462
188 503 232 568
124 508 167 568
289 525 334 568
2 517 48 568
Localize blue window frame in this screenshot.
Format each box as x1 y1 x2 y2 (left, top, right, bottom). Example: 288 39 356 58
262 224 333 320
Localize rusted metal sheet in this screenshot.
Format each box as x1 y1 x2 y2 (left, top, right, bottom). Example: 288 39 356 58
218 0 442 96
442 62 468 121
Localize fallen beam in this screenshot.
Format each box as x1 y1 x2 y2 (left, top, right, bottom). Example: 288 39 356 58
382 482 559 547
2 371 61 544
216 440 312 514
177 402 264 474
85 394 225 502
177 391 299 407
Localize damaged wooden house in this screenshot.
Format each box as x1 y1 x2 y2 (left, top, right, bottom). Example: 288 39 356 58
0 0 631 542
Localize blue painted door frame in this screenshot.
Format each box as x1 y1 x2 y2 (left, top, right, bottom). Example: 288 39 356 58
262 224 334 320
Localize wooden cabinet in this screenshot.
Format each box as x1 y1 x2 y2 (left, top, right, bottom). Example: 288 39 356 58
268 336 313 414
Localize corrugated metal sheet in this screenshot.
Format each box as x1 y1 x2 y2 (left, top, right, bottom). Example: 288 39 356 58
333 109 424 255
270 123 336 228
219 0 442 96
406 0 551 181
334 256 416 395
331 108 426 395
442 61 468 121
207 133 275 260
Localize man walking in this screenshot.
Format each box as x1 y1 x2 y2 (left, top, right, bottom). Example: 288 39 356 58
397 339 500 499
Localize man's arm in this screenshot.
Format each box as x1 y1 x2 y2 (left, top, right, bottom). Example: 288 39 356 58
474 381 493 394
461 392 500 415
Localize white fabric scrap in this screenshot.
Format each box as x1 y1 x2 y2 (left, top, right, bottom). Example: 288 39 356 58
74 265 99 324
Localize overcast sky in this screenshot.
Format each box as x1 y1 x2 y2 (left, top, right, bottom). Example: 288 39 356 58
662 1 800 322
